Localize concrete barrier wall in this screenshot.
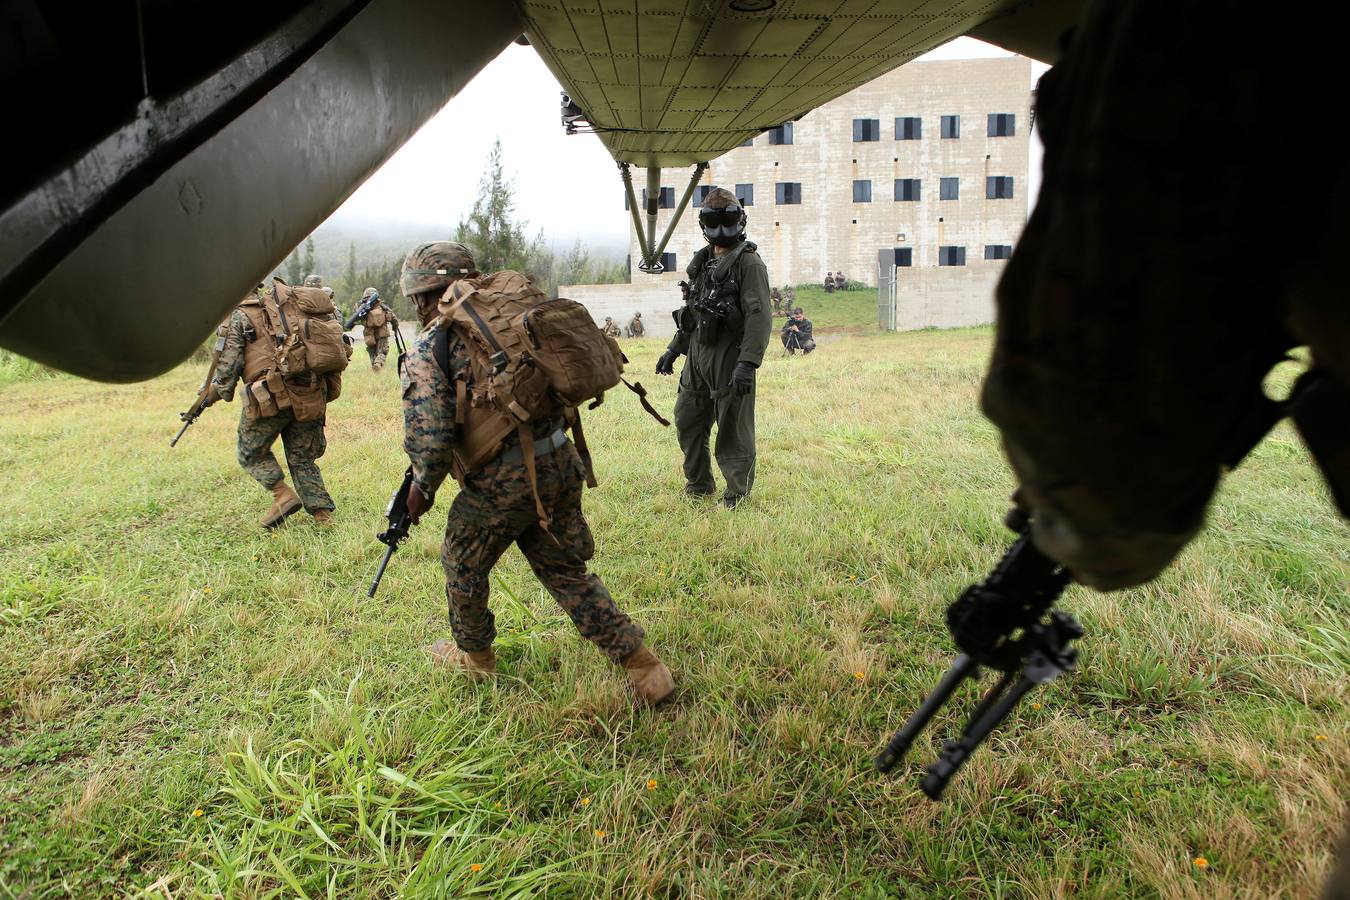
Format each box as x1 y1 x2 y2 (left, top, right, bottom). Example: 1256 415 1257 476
559 274 685 339
894 262 1000 330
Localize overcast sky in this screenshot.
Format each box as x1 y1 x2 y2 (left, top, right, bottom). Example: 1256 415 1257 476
328 37 1047 248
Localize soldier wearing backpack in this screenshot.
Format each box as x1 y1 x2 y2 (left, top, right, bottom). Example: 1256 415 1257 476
348 286 400 371
655 187 772 508
202 278 351 527
397 241 675 705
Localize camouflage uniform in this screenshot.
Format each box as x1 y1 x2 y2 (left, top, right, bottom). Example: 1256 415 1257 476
212 307 335 513
402 323 644 662
601 318 622 338
626 313 645 338
351 293 399 370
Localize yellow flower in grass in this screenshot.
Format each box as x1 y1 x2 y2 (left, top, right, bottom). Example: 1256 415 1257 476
470 864 483 873
594 829 606 838
1031 702 1041 710
1315 734 1328 742
646 779 657 791
191 808 204 817
853 671 865 681
580 797 591 807
1193 857 1209 870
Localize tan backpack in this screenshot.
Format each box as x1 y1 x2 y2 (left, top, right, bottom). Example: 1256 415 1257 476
240 279 351 421
434 271 668 529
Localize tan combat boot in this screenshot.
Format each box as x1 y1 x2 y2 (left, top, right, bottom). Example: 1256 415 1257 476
427 639 496 680
621 644 675 705
311 509 334 526
261 481 303 528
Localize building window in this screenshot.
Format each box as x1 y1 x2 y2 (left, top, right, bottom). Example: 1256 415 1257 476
894 248 912 267
775 182 802 204
988 113 1015 137
940 177 959 200
940 115 960 139
853 118 880 142
739 137 754 147
986 176 1014 199
768 122 793 145
661 252 678 271
939 246 966 266
984 244 1013 260
894 178 920 201
694 184 720 206
735 183 754 206
895 116 921 140
852 180 872 202
626 187 675 210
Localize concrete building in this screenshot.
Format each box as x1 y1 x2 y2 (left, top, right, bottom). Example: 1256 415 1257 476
563 56 1033 334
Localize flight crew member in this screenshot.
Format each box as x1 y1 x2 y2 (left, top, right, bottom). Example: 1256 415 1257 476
202 284 339 527
626 312 645 338
349 287 400 371
655 187 772 507
781 308 815 354
397 241 674 705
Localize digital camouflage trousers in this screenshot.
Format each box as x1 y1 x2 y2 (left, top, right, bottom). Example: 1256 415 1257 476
439 441 644 663
237 409 334 511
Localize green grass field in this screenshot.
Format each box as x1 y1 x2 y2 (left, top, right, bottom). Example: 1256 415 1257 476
1 323 1346 897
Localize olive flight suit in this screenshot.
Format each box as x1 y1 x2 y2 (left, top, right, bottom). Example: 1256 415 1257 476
667 241 772 502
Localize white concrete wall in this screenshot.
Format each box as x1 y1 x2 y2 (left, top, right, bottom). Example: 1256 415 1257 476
559 274 684 339
894 263 999 330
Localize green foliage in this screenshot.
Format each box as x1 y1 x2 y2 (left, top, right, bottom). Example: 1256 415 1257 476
285 247 303 286
453 139 553 290
0 330 1345 896
302 236 317 281
343 240 358 300
0 349 63 386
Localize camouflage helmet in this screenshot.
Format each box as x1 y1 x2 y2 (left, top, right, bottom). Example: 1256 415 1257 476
401 241 475 296
698 187 746 246
303 274 324 287
361 287 378 300
321 286 334 298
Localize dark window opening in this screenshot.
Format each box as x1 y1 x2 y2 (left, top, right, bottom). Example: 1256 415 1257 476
775 182 802 204
939 246 967 266
941 115 960 139
694 184 720 206
852 118 880 142
894 248 912 267
986 176 1014 199
735 183 754 206
895 116 921 140
988 113 1015 137
852 180 872 203
894 178 920 201
768 122 794 145
661 252 677 271
984 244 1013 260
940 177 959 200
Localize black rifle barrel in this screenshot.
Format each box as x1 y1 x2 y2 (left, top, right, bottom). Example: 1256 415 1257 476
169 415 194 447
368 541 398 598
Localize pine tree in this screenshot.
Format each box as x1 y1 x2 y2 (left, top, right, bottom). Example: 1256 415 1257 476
344 241 358 297
455 139 541 278
302 237 317 281
286 247 303 285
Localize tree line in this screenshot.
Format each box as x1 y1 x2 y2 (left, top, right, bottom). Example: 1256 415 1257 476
280 139 626 322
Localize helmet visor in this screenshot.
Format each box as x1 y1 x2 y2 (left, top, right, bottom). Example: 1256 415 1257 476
699 204 744 228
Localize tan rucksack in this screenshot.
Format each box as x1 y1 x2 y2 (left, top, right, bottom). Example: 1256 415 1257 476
239 279 351 421
434 271 668 530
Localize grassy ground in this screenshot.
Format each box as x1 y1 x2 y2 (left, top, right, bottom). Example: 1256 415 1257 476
782 285 878 331
0 325 1346 898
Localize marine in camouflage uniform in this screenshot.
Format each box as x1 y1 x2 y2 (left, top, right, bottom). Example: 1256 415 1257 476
398 241 673 704
601 317 622 338
656 187 771 507
350 286 400 371
207 285 335 526
625 312 645 338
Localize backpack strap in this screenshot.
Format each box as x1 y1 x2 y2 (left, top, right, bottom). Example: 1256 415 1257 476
517 421 556 542
458 298 510 372
620 378 672 427
566 407 599 488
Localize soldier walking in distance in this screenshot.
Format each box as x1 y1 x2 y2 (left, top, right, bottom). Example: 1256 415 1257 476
655 187 771 507
626 311 645 338
601 316 622 338
398 241 674 704
201 280 348 526
348 287 400 371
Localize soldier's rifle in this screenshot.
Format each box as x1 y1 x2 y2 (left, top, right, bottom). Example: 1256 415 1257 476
874 505 1081 799
368 466 414 597
344 294 379 330
170 332 227 447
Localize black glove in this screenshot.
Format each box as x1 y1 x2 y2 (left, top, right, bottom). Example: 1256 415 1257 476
655 349 679 376
730 361 756 396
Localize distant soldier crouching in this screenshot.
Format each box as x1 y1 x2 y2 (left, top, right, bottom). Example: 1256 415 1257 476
626 311 645 338
601 316 622 337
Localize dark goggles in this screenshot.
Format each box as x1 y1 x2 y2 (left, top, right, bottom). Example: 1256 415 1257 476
699 204 744 228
